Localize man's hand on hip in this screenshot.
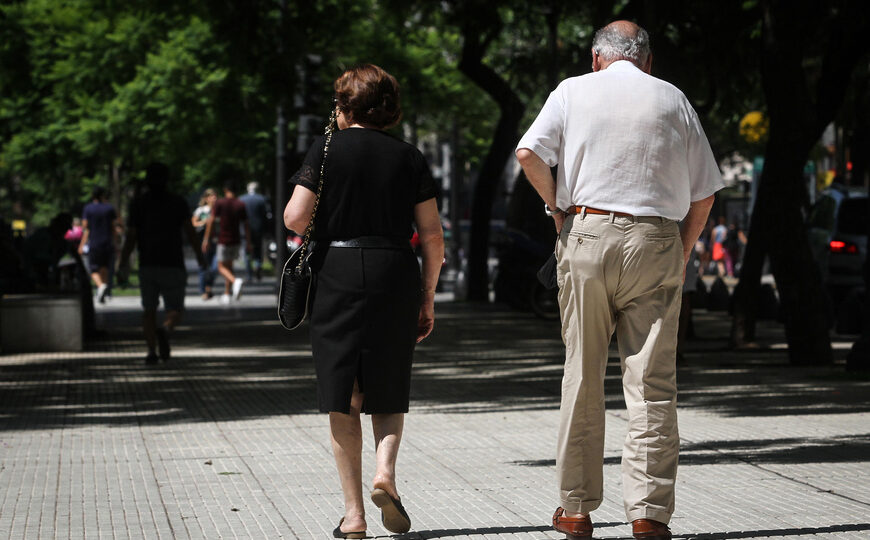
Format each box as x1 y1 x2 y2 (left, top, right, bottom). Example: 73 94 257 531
553 212 566 234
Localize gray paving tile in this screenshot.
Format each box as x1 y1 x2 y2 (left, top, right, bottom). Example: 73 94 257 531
0 283 868 539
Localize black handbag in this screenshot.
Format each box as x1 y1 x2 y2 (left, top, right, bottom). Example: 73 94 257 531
277 244 313 330
277 108 336 330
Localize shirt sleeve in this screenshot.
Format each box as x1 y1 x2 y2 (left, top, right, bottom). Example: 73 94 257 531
685 107 725 201
212 199 223 220
516 86 565 167
413 149 437 203
288 136 326 193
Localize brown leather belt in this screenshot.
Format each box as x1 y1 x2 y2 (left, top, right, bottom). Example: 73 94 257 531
566 205 634 218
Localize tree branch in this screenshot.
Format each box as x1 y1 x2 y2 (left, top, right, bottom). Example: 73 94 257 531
458 22 523 116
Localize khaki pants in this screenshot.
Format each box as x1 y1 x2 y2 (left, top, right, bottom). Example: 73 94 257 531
555 211 683 524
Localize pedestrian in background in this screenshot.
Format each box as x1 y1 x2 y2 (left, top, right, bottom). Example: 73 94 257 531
284 64 443 539
711 216 732 277
192 188 218 300
23 213 76 291
240 181 268 282
79 186 121 303
64 217 83 244
677 247 699 364
119 163 204 364
203 176 250 304
517 21 723 540
724 221 746 276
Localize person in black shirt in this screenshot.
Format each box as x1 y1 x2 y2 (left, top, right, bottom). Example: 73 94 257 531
284 64 444 538
119 163 204 364
78 186 121 303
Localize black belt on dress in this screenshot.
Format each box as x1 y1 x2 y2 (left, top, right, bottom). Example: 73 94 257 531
327 236 411 249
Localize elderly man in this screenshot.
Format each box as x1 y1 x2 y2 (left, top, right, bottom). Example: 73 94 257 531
516 21 722 540
239 181 268 282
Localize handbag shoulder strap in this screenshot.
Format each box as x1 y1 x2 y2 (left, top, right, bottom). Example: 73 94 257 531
294 110 337 274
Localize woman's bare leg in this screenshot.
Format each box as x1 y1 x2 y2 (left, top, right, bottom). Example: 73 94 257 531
329 382 367 533
371 413 404 498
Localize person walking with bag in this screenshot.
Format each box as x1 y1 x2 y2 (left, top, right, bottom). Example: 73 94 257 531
516 21 723 540
283 64 444 539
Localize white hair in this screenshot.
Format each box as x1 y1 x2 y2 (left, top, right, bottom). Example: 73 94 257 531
247 181 259 194
592 24 651 66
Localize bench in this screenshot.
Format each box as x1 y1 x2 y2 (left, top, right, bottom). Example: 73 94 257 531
0 294 83 353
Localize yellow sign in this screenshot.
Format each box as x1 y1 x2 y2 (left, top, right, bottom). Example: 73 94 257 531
739 111 768 144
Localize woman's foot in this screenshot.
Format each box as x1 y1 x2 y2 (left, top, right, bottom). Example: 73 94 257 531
370 488 411 534
333 516 366 539
372 474 398 499
336 515 366 536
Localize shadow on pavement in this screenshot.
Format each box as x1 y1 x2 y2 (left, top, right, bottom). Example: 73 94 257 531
405 522 622 538
387 522 870 539
506 432 870 467
679 522 870 539
1 301 868 439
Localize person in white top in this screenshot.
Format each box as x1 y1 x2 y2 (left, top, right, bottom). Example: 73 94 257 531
516 21 723 540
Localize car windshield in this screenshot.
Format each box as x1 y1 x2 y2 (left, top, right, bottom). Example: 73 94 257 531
837 198 869 236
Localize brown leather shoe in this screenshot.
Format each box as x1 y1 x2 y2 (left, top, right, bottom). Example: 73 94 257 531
632 518 671 540
552 507 592 540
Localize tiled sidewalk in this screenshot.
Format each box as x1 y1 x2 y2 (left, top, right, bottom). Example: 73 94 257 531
0 280 868 539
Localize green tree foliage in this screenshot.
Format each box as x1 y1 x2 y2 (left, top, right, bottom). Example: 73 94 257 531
0 0 497 227
0 1 274 224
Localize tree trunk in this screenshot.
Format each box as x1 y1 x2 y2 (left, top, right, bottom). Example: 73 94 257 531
730 213 765 346
458 22 524 301
109 158 122 214
759 132 832 364
463 102 524 301
731 0 869 363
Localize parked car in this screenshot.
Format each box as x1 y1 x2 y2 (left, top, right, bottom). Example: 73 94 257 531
807 186 868 332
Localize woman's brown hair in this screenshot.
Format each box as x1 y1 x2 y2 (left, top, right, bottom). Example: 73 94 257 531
334 64 402 129
198 188 216 207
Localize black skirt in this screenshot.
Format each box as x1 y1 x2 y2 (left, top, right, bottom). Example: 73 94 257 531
308 244 421 414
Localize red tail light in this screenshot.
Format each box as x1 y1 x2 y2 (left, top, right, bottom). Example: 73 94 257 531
830 240 859 254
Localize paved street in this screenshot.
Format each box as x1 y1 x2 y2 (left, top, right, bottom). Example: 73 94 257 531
1 277 868 539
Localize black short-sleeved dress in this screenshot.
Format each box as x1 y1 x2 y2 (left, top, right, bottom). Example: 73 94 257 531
288 128 437 414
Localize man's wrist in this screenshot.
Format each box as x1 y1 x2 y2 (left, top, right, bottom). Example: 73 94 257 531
544 203 562 216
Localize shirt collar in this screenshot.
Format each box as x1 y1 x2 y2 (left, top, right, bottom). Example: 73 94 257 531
605 60 642 72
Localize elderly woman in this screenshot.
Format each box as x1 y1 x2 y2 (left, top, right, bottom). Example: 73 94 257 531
284 64 444 538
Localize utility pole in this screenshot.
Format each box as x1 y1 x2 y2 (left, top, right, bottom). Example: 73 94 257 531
274 0 288 278
296 55 322 155
450 120 462 280
545 3 559 89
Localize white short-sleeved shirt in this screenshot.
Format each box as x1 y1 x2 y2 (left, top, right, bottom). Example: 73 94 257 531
516 60 724 220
